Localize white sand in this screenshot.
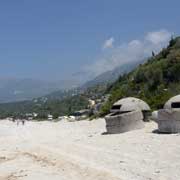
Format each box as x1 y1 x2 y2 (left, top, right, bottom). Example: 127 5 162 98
0 119 180 180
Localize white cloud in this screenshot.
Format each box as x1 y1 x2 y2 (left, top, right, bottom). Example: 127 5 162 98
84 29 172 76
102 37 114 49
145 29 171 45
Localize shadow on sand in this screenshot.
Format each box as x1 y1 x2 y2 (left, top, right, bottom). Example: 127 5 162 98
101 132 109 135
102 129 177 135
152 129 175 134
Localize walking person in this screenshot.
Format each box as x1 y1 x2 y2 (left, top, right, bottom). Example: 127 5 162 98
22 119 25 126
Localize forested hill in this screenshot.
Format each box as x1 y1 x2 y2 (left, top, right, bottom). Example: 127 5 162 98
100 37 180 115
0 84 107 119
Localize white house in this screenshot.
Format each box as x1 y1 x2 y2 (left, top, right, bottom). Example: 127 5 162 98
48 114 53 120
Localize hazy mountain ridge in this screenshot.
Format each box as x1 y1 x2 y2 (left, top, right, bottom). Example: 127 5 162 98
82 60 145 88
0 59 146 118
0 78 78 103
33 59 143 101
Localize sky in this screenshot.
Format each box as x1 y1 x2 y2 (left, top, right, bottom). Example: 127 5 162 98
0 0 179 82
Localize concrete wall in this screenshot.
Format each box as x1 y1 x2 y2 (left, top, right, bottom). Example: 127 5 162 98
105 110 144 134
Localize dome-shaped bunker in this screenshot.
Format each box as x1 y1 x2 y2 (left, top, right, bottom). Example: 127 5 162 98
154 95 180 133
105 97 150 134
164 95 180 109
111 97 151 121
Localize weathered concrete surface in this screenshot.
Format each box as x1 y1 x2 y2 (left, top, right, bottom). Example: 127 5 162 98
156 109 180 133
111 97 150 113
164 95 180 109
110 97 151 122
105 111 144 134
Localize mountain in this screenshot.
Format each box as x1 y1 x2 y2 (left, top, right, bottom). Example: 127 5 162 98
28 60 144 101
0 78 78 103
100 37 180 115
0 58 144 118
82 60 145 88
1 37 180 119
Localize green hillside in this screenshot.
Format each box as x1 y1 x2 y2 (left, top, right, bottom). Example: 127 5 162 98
0 84 107 119
100 37 180 116
0 95 89 119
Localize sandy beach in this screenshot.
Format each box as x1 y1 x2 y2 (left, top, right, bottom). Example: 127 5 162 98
0 119 179 180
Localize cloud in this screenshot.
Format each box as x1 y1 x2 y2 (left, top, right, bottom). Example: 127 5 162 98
145 30 171 45
102 37 114 49
84 29 172 76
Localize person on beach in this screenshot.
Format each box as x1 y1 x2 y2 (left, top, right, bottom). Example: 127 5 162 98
22 119 25 125
16 119 20 126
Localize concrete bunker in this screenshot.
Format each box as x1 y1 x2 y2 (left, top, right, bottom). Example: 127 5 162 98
110 97 151 121
154 95 180 133
105 97 150 134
